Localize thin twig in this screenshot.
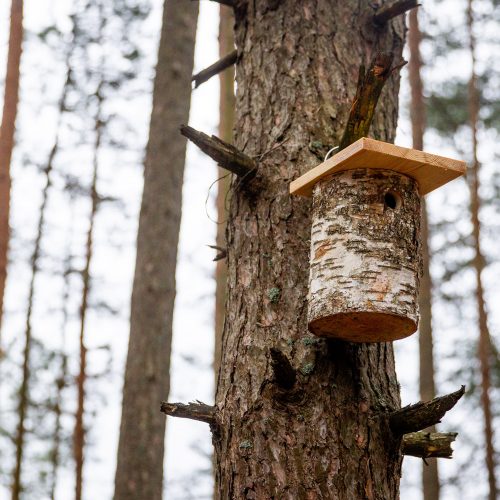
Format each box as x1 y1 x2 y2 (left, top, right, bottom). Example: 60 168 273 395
208 245 227 261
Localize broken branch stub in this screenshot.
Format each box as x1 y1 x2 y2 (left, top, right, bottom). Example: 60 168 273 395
180 124 256 178
402 432 458 459
390 386 465 436
339 52 394 151
373 0 420 26
192 50 238 88
160 401 216 425
270 348 296 390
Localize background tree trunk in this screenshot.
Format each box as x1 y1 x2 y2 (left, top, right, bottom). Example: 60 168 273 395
113 2 198 499
408 8 440 500
10 56 70 500
73 82 103 500
215 1 406 497
0 0 23 341
214 4 235 381
466 2 497 499
50 245 72 500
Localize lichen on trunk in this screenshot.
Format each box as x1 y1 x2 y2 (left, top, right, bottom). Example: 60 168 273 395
215 0 406 498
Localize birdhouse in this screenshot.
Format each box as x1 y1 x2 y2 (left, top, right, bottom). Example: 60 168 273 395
290 138 466 343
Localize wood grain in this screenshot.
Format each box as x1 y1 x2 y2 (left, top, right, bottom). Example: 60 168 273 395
290 137 466 197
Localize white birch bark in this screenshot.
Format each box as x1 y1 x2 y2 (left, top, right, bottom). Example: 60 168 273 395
308 168 422 342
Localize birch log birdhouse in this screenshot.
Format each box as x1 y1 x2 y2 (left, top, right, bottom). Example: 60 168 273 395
290 138 466 343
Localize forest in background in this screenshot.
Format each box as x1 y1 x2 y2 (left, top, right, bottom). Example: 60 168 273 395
0 0 498 498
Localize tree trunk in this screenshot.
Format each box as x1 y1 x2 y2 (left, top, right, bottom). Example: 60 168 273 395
73 82 102 500
50 247 72 500
0 0 23 342
10 57 70 500
113 2 198 499
215 2 405 497
408 8 440 500
466 2 497 499
214 4 235 381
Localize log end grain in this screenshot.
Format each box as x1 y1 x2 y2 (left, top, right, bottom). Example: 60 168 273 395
308 310 417 342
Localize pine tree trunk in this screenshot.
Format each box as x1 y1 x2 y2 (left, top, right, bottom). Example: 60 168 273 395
215 2 405 497
50 248 71 500
10 46 71 500
214 4 235 381
113 2 198 499
11 107 56 500
408 9 440 500
466 2 497 499
0 0 23 341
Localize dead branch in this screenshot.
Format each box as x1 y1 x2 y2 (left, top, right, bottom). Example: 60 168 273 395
194 0 234 5
208 245 227 261
270 348 296 390
181 124 257 178
338 52 395 151
160 401 216 425
402 432 458 459
192 50 237 88
373 0 419 26
390 386 465 436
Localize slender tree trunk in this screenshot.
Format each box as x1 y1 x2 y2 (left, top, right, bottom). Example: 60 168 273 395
73 83 103 500
10 61 70 500
113 3 198 499
215 2 405 497
408 8 440 500
0 0 23 343
466 2 497 499
214 4 235 382
50 246 72 500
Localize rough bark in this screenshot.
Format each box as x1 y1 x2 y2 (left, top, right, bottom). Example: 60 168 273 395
10 59 70 500
214 3 235 382
408 8 440 499
0 0 23 340
215 1 405 498
113 3 198 499
308 168 421 342
74 83 102 500
466 2 497 498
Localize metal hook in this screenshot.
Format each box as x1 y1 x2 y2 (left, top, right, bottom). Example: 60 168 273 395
324 146 339 162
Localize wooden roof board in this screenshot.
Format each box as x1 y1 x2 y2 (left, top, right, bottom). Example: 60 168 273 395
290 137 467 197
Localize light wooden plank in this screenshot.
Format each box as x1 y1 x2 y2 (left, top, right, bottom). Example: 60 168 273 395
290 137 467 197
